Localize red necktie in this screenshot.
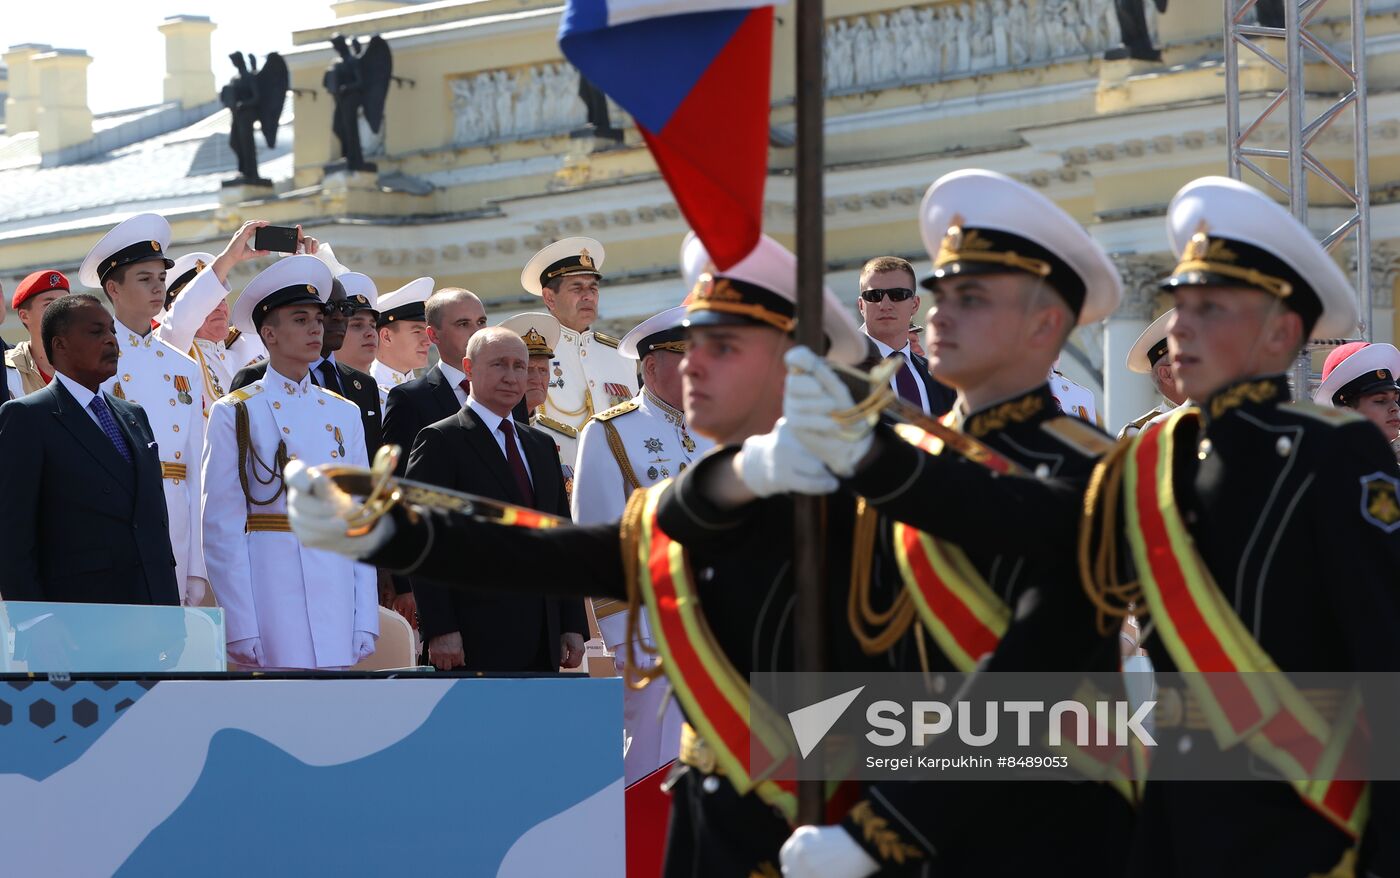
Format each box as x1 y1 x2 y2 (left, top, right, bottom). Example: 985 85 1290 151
891 354 922 407
498 419 535 506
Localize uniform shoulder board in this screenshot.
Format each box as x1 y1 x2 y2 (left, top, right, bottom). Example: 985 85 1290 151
316 386 351 404
1041 415 1116 457
1283 400 1365 427
536 414 579 438
222 384 264 405
593 331 621 349
593 399 639 422
225 328 242 348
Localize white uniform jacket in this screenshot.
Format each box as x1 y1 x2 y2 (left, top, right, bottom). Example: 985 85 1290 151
535 325 638 468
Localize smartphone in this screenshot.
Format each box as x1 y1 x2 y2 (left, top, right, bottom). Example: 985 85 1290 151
253 225 300 254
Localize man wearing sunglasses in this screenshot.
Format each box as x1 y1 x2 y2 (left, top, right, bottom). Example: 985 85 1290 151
232 277 382 451
856 255 955 416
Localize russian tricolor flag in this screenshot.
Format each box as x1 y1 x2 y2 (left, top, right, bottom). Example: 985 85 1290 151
559 1 779 271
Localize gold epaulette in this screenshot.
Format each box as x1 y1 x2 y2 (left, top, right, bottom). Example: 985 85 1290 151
222 384 264 405
1041 415 1116 458
1126 410 1160 431
225 328 242 348
315 386 351 405
1284 400 1366 426
593 399 638 422
593 331 621 349
536 414 579 438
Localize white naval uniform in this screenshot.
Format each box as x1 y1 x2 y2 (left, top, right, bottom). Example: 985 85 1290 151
572 388 709 785
201 366 378 669
101 320 207 605
535 325 638 469
370 359 413 408
1117 403 1169 439
156 269 266 413
1049 369 1100 426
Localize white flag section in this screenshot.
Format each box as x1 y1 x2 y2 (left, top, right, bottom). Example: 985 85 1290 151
604 0 782 27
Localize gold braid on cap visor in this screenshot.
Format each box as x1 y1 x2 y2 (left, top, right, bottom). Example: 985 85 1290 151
935 224 1052 279
649 341 689 354
1172 231 1294 299
686 276 797 333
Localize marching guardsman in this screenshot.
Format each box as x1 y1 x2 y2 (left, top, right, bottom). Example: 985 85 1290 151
201 255 378 670
80 213 209 606
1312 341 1400 449
1119 307 1189 438
1080 177 1400 877
765 169 1134 876
371 277 434 406
520 237 639 467
571 303 713 786
286 235 885 877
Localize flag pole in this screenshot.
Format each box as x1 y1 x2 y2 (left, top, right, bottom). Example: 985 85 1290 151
793 0 827 828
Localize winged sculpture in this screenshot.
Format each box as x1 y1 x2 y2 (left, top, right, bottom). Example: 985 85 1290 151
220 52 288 186
324 34 393 173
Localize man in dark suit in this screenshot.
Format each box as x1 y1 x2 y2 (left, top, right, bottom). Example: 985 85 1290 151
857 255 955 416
0 294 179 605
231 277 381 450
405 326 587 672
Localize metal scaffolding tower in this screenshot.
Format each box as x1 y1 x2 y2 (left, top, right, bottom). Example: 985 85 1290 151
1223 0 1371 387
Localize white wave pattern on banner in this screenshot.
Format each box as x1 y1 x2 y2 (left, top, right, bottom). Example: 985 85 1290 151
0 680 454 876
496 778 627 878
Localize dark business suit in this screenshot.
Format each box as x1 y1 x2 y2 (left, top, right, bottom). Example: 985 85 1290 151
231 358 382 452
405 404 587 671
912 349 957 416
0 379 179 605
382 364 460 475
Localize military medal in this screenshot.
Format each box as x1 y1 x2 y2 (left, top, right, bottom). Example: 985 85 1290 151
647 466 658 480
334 426 346 458
173 374 193 405
681 430 696 453
644 437 664 454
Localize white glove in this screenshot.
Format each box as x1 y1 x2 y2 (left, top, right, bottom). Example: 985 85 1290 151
183 576 209 608
737 418 839 497
353 630 377 662
783 347 873 477
780 825 880 878
228 636 263 667
285 459 394 558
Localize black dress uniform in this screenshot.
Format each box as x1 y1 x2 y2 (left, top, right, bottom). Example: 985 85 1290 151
1080 177 1400 878
1115 375 1400 877
367 446 900 877
835 386 1134 876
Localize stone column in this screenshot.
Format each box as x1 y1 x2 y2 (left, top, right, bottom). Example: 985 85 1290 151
158 15 217 109
33 49 92 156
2 43 53 134
1105 253 1173 433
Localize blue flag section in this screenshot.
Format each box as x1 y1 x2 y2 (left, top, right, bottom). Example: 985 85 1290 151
0 678 624 876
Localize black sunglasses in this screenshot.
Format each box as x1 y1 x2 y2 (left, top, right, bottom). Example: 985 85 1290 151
860 287 917 303
323 301 357 316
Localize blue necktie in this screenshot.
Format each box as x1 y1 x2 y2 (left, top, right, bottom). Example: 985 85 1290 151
89 395 132 463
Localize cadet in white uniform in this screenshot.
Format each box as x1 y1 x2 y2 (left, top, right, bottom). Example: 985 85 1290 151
571 303 708 785
520 237 639 467
1120 307 1189 438
80 213 209 607
201 255 378 669
371 277 434 406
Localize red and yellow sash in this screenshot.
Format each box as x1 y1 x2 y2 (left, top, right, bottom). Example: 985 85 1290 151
1124 407 1369 837
624 484 846 823
888 423 1013 672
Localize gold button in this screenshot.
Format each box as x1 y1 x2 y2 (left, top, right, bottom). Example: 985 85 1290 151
172 479 181 485
318 399 325 406
330 450 339 459
273 401 281 409
174 451 181 460
123 373 132 382
163 374 171 382
172 425 180 432
169 399 176 406
282 427 290 434
156 351 164 358
325 424 333 432
289 453 298 460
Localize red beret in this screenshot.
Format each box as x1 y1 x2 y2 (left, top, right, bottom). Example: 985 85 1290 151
13 270 70 310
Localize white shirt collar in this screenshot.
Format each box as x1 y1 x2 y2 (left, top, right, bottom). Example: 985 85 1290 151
54 370 97 410
467 396 514 433
436 359 467 389
867 334 911 360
